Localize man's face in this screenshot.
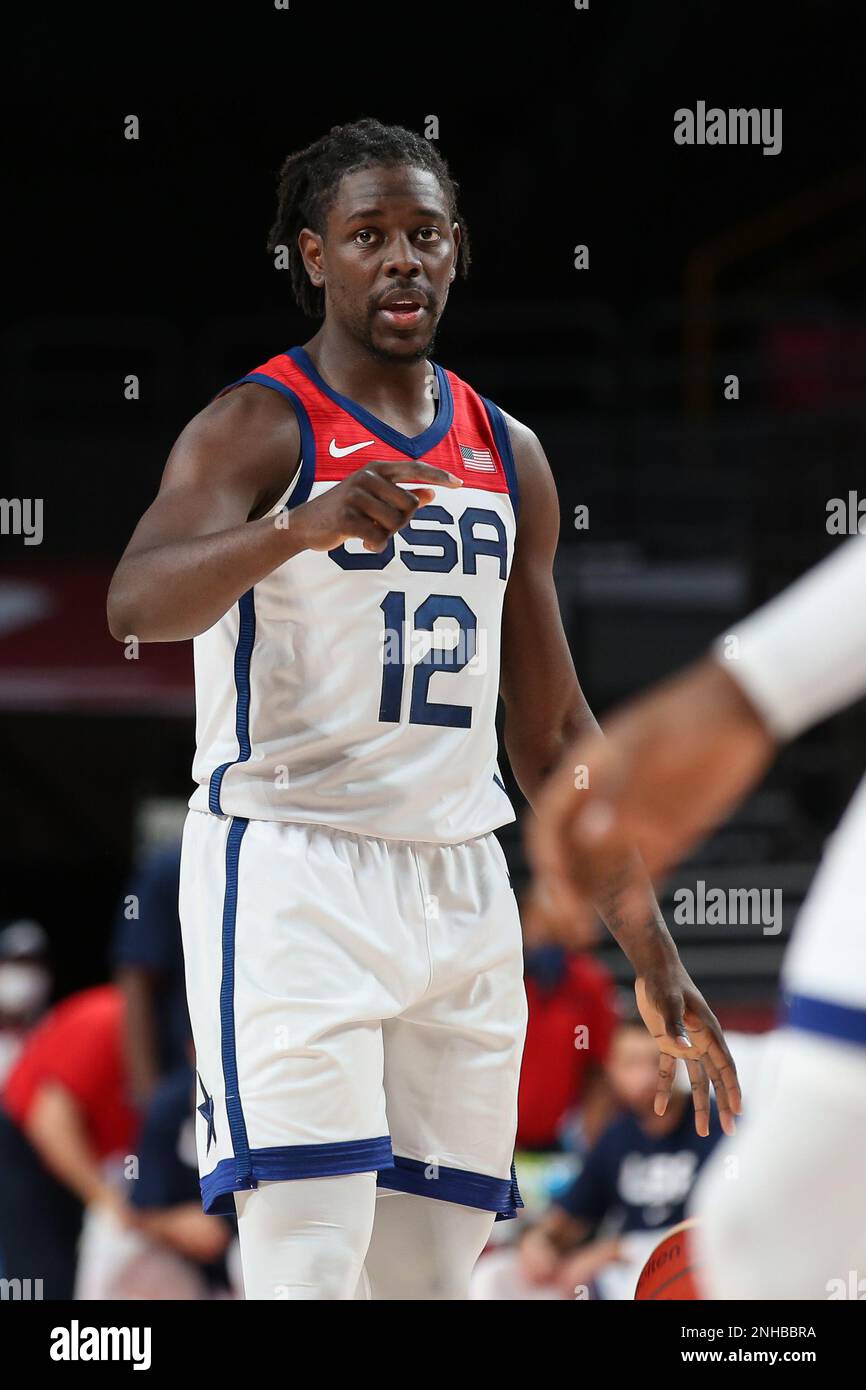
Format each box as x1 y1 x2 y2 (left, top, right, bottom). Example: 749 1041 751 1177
304 164 459 363
606 1027 664 1116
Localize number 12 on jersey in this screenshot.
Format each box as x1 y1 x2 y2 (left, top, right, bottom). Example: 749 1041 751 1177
379 591 478 729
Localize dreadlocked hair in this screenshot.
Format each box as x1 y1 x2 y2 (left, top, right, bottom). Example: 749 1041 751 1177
266 117 471 318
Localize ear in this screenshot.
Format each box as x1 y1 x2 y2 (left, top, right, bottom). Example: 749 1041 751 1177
298 227 325 286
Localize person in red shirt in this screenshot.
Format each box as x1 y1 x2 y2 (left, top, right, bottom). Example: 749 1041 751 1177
518 896 621 1151
0 984 139 1299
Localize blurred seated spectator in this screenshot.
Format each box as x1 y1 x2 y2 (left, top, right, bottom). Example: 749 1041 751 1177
0 919 52 1085
518 894 620 1152
473 1016 723 1300
0 984 139 1299
75 1059 240 1299
112 836 190 1105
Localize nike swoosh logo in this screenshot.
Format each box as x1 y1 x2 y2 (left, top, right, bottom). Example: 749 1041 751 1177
329 438 375 458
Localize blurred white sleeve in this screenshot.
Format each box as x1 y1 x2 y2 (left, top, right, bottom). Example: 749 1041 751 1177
712 537 866 740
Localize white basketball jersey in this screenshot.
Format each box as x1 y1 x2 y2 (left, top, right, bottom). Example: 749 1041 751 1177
188 345 519 844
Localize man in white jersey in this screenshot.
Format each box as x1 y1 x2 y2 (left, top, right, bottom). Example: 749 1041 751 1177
107 118 738 1300
529 536 866 1298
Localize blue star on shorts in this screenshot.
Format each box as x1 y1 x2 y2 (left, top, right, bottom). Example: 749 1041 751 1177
196 1072 217 1154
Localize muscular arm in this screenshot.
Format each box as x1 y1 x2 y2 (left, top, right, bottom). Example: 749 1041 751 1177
499 416 673 971
501 416 741 1134
528 539 866 940
106 385 303 642
107 384 461 644
499 416 598 801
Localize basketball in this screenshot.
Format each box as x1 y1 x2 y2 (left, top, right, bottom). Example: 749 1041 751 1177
634 1219 701 1300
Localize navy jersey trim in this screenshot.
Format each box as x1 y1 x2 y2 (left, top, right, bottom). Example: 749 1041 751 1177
218 816 252 1189
782 991 866 1046
287 346 454 459
480 397 519 520
208 591 256 815
217 371 316 506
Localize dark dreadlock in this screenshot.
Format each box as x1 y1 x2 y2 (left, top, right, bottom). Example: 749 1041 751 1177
266 118 471 318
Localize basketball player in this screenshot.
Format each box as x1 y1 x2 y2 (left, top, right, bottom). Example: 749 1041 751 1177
107 119 737 1300
529 535 866 1298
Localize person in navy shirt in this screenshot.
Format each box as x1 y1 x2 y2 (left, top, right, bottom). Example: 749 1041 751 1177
500 1016 722 1299
112 841 190 1103
556 1082 720 1237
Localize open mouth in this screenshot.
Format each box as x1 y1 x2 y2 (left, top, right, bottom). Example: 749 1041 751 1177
377 291 429 328
378 301 428 327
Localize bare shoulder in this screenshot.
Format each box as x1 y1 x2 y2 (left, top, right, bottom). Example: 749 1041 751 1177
496 407 559 518
183 381 300 455
497 408 543 461
164 382 301 518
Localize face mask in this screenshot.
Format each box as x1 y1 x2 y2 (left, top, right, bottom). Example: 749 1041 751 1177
0 963 50 1017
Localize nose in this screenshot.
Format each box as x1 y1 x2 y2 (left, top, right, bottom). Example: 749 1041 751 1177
382 232 422 279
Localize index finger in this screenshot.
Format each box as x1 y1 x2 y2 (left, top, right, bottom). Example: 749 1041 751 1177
375 460 463 488
655 1051 677 1117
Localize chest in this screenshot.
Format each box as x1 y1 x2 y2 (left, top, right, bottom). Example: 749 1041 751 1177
326 494 513 582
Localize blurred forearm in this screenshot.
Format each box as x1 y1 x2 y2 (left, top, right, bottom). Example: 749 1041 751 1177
24 1083 115 1206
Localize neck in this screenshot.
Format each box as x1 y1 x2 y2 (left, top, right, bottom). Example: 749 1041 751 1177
303 324 432 410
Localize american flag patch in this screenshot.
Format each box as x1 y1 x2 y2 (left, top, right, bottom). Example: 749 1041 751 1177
460 444 496 472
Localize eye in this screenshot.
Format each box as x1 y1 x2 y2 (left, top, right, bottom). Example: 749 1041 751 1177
417 226 442 242
353 229 378 246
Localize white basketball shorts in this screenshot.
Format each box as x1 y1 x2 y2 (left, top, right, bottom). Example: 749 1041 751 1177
178 810 527 1221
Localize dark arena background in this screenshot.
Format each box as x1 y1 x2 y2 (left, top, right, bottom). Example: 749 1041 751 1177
2 0 865 1333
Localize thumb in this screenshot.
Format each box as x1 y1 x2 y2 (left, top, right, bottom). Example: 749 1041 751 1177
652 984 692 1051
636 977 687 1051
